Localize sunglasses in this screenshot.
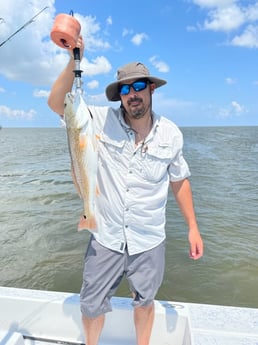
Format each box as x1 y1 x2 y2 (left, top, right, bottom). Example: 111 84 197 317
119 79 149 96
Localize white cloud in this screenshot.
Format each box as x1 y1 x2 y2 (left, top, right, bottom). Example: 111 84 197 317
225 77 237 85
192 0 235 8
81 56 112 77
203 5 245 31
87 80 99 89
33 89 50 98
106 16 112 26
245 2 258 22
0 105 36 119
149 56 170 73
122 29 149 46
122 28 134 37
231 100 244 113
0 0 56 85
75 13 111 51
218 100 245 118
231 24 258 48
0 0 112 86
0 87 5 93
131 33 148 46
192 0 258 47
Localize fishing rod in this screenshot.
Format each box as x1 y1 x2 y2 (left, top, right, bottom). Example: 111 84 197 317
0 6 49 48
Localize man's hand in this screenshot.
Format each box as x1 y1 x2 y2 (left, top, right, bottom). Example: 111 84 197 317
69 35 85 60
188 226 204 260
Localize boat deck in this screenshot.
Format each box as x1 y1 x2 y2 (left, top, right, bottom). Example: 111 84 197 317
0 287 258 345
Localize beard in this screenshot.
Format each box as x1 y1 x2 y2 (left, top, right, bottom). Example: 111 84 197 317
125 97 151 120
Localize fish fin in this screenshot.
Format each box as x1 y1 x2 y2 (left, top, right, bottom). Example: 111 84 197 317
79 133 88 149
96 184 100 196
78 215 98 232
92 134 99 150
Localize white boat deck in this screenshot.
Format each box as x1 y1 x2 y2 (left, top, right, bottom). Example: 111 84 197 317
0 287 257 345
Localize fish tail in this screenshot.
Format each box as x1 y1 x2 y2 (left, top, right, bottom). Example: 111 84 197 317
78 215 97 232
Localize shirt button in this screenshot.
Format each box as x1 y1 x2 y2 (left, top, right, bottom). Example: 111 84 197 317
125 225 128 228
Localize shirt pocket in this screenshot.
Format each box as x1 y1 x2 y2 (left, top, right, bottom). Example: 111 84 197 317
139 143 174 183
99 133 126 169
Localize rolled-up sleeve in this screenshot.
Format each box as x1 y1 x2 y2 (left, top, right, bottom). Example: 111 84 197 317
169 149 191 181
168 128 191 182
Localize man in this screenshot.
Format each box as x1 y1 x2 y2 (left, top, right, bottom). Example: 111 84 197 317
48 37 203 345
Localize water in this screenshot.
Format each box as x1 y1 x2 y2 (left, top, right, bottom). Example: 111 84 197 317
0 127 257 308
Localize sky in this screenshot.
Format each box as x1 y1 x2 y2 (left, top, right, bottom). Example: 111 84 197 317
0 0 258 128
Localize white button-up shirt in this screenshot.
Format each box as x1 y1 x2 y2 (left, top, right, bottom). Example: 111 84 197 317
87 106 190 255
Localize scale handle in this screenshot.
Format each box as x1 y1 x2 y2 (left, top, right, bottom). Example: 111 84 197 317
73 47 80 60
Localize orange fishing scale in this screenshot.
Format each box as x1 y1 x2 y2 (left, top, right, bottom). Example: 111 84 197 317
50 13 81 50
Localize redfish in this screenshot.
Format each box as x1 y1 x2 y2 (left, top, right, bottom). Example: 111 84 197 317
64 92 99 231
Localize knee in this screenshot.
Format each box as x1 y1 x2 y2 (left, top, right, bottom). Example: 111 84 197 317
80 300 112 319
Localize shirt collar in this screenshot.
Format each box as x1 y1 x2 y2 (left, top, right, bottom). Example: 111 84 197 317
117 108 160 133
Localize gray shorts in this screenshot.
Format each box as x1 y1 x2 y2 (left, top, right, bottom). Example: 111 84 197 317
80 235 165 318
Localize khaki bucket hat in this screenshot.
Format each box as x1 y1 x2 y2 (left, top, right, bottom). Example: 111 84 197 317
105 62 167 101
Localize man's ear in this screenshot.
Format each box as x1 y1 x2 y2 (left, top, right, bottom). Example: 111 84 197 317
150 83 156 94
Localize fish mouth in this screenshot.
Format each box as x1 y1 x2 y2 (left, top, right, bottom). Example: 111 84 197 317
64 92 74 109
67 93 74 103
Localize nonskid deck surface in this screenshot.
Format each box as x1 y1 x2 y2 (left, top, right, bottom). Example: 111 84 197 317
1 287 258 345
5 332 258 345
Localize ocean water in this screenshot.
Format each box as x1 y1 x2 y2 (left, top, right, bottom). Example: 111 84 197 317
0 126 257 308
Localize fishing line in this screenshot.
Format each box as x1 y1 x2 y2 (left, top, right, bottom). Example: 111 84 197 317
0 6 49 48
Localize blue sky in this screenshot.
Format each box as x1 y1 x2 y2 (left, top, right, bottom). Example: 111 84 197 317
0 0 258 128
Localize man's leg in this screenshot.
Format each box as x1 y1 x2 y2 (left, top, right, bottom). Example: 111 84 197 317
127 242 165 345
82 314 105 345
80 237 125 344
134 303 154 345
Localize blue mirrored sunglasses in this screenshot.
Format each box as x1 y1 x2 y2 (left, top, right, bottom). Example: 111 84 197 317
119 80 149 96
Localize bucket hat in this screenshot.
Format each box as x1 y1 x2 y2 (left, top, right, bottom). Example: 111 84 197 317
105 62 167 101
